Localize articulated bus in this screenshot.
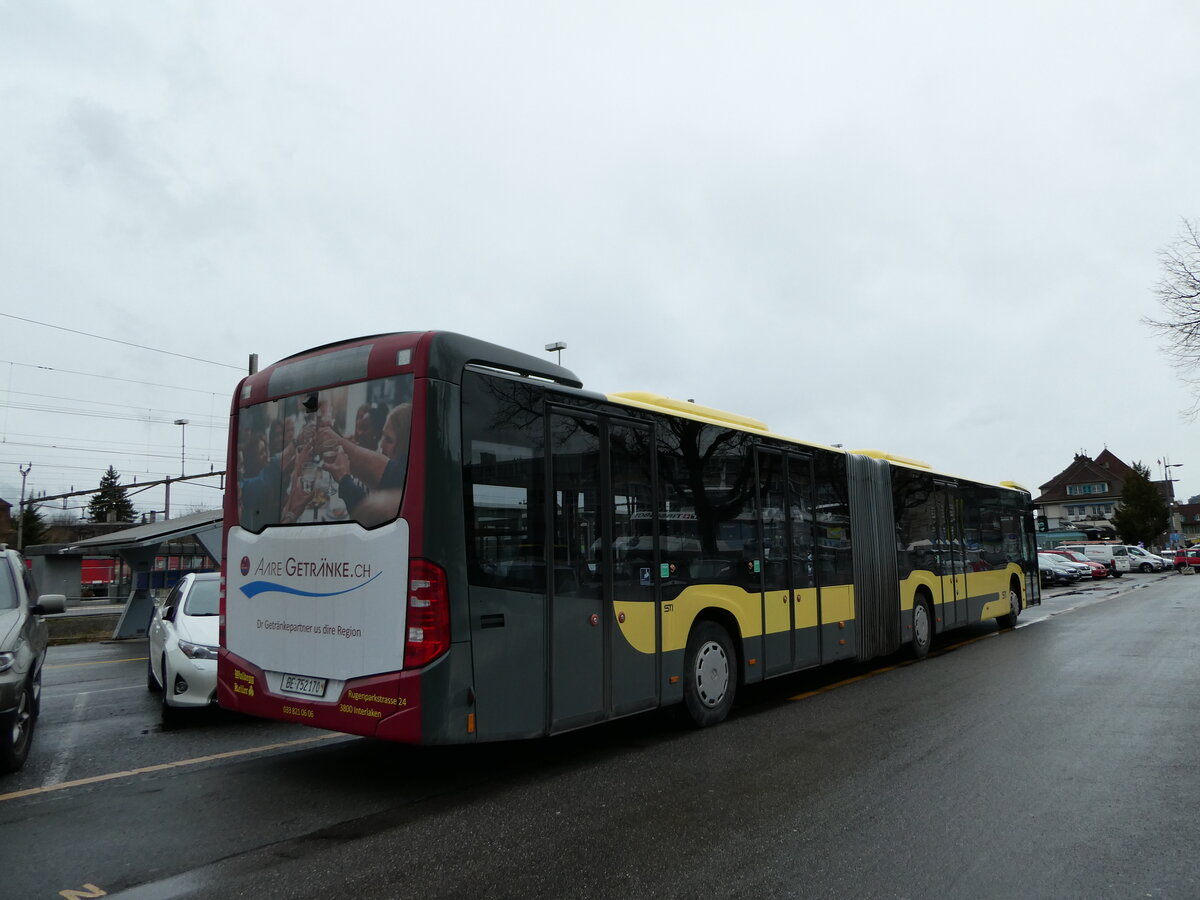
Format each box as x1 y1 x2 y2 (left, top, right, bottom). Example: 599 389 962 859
217 331 1040 742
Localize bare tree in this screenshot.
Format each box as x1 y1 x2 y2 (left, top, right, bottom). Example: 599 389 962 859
1145 218 1200 415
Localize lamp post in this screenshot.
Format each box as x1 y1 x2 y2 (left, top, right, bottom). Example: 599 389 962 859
1160 456 1184 545
1160 455 1183 481
16 462 31 551
174 419 189 477
544 341 566 365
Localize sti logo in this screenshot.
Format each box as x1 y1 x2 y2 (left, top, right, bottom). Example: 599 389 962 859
240 556 251 576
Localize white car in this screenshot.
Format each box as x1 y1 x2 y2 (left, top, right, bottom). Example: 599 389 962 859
147 572 220 722
1125 546 1165 573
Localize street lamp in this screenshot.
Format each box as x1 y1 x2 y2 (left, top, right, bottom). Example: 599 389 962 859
544 341 566 365
1159 456 1185 545
16 462 31 551
174 419 189 477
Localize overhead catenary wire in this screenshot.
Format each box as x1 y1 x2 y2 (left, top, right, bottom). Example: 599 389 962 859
0 312 244 370
0 359 227 396
0 314 243 510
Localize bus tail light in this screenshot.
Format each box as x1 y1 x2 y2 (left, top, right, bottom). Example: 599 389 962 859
404 558 450 668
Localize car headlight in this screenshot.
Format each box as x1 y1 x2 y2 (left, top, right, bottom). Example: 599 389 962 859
0 651 14 673
178 640 219 661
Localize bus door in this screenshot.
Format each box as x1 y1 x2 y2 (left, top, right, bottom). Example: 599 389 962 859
606 419 657 717
547 410 657 732
756 449 820 677
937 483 968 629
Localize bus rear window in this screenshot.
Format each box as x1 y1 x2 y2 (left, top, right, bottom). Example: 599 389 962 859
237 374 414 531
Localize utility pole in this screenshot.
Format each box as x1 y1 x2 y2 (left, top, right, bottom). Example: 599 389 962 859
174 418 189 477
16 462 31 550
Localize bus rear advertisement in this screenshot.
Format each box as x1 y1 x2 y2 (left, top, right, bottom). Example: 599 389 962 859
217 331 1039 743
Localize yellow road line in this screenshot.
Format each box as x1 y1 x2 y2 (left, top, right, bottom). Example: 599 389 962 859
0 732 347 803
46 658 147 669
788 629 999 701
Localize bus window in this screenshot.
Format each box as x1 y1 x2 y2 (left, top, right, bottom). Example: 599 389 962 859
462 371 547 590
656 419 757 596
236 374 413 531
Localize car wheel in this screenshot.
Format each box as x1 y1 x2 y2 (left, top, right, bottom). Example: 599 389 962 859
160 655 180 726
682 621 736 727
997 587 1021 629
911 594 933 659
1140 563 1152 573
29 663 44 719
0 681 35 774
147 654 160 692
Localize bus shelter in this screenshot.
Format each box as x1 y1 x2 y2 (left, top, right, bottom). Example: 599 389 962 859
55 509 223 639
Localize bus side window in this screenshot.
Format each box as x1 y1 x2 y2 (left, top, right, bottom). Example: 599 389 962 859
814 451 853 586
462 372 547 591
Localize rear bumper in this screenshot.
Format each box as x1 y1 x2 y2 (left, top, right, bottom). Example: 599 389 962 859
218 649 424 742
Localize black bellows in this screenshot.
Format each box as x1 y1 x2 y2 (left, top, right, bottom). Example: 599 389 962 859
847 454 902 660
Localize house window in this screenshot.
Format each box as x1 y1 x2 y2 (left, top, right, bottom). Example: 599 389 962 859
1067 482 1109 496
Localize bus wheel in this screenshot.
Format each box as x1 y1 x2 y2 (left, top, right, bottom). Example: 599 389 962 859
911 596 933 660
997 588 1020 629
683 622 736 727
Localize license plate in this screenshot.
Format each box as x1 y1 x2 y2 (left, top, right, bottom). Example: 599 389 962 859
281 673 327 697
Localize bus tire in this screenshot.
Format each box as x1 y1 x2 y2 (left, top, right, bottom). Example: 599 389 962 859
911 595 933 660
997 587 1020 629
682 621 736 728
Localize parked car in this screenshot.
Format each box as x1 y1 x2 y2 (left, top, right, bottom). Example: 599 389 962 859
1125 546 1165 573
147 572 220 723
1039 550 1094 579
1056 542 1130 576
1 545 66 773
1168 547 1200 571
1044 549 1107 579
1038 552 1082 586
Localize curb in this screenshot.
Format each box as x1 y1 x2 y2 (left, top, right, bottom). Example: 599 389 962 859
47 614 122 645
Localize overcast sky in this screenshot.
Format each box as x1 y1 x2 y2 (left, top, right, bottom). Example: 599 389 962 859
2 2 1199 524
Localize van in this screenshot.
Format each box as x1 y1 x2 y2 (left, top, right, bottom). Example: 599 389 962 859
1057 542 1131 576
1125 545 1165 572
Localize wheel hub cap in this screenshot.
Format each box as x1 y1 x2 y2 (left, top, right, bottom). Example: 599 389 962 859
694 641 728 708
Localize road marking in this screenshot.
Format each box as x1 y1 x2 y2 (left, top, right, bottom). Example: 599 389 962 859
44 693 88 787
0 732 349 804
784 587 1145 702
43 684 146 698
788 630 999 701
59 885 106 899
46 658 147 669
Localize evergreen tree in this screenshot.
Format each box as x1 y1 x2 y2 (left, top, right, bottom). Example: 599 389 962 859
17 503 48 549
1112 461 1170 546
87 466 136 524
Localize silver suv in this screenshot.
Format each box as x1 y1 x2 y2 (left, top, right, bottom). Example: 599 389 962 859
1 545 65 773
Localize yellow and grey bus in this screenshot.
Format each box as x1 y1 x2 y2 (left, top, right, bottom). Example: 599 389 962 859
218 331 1040 741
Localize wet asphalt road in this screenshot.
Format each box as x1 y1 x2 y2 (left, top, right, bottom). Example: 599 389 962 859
3 570 1197 899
